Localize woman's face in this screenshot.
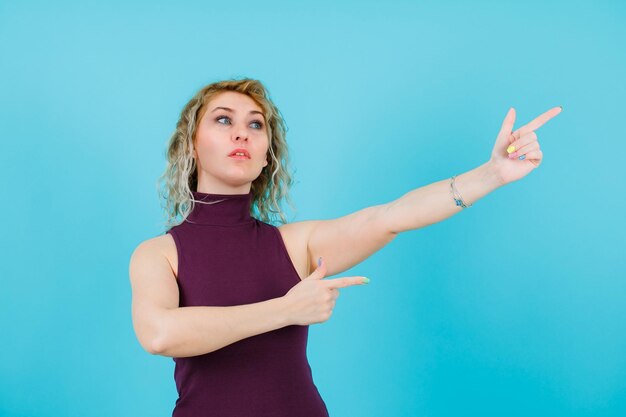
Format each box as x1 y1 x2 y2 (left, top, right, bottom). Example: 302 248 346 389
194 91 269 193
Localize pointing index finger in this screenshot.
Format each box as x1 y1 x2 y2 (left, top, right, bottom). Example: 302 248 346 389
514 106 562 138
324 276 368 289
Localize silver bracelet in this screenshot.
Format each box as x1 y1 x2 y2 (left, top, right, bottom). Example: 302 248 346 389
450 175 472 209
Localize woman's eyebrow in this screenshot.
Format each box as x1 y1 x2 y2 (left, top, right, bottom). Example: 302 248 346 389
211 106 264 116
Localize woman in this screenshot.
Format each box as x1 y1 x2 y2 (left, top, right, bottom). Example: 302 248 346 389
129 78 561 416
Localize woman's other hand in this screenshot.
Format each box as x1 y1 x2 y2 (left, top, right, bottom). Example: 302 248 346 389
283 257 369 326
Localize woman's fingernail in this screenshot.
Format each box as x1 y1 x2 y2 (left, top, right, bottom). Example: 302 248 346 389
507 145 516 154
362 277 370 284
318 257 322 267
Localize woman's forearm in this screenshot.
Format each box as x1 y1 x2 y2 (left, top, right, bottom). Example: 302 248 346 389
383 161 504 233
152 297 292 358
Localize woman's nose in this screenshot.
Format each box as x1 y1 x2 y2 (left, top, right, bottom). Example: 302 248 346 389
232 124 249 142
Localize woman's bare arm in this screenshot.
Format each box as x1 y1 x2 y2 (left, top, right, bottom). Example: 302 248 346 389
129 239 292 358
306 107 563 276
384 107 563 233
383 161 503 233
156 301 290 358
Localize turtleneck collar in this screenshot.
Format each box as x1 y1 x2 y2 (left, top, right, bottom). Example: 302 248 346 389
185 190 254 226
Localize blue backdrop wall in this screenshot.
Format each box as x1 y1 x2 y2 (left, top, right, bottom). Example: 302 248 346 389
1 1 624 416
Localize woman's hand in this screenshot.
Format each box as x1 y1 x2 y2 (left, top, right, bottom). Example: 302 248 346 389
489 106 562 185
283 257 369 326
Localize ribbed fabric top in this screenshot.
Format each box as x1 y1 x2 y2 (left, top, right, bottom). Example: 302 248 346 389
165 190 329 417
184 191 254 226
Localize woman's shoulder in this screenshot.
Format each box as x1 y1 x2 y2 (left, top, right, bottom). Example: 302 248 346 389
132 232 179 278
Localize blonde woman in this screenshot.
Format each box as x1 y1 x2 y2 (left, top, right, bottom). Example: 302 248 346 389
129 78 561 416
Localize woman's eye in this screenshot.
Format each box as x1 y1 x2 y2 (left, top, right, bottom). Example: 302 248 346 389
216 116 231 125
216 116 263 129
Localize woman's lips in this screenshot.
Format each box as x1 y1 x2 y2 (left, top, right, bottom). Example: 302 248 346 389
228 155 250 160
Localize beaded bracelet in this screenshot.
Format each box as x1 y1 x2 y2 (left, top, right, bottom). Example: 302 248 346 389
450 175 472 208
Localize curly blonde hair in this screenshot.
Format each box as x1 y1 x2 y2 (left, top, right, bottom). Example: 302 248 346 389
157 78 296 233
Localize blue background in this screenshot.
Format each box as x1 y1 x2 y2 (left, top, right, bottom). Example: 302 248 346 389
1 1 625 416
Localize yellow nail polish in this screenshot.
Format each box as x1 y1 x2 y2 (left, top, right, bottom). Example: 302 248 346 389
507 145 516 154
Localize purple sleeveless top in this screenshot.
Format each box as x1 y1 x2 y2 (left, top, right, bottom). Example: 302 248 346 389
165 190 329 417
